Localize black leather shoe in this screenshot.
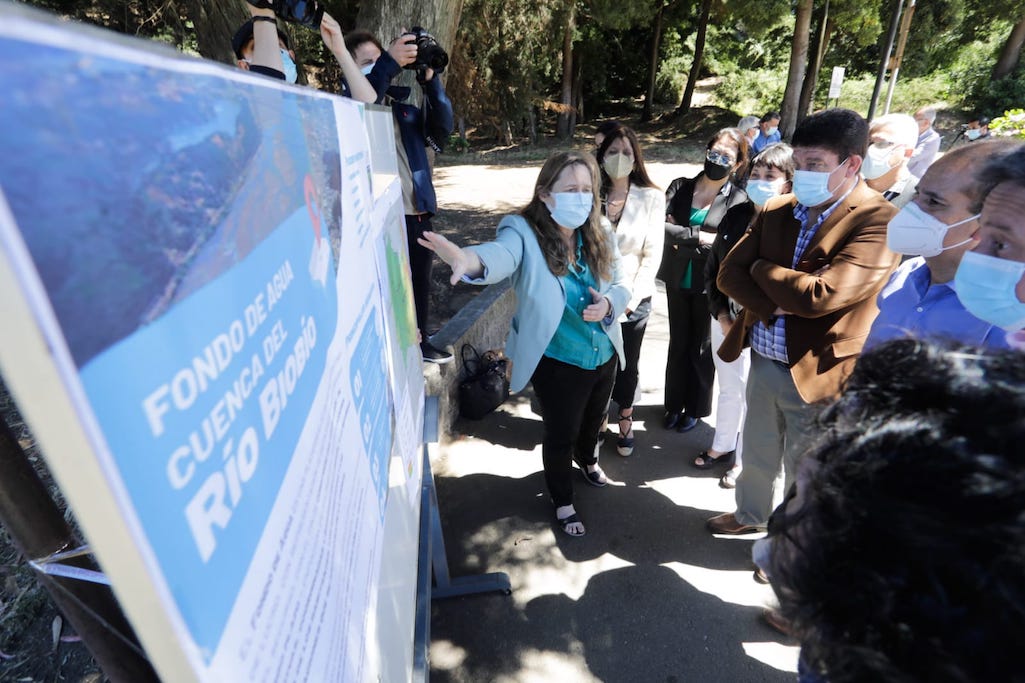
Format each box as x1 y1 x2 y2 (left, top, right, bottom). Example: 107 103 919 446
663 411 683 430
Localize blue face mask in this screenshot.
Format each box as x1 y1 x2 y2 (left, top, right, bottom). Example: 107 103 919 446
360 62 375 76
954 251 1025 331
280 49 298 84
792 158 848 208
746 178 784 207
547 191 593 229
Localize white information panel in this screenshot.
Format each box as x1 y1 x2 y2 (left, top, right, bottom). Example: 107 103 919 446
0 9 424 682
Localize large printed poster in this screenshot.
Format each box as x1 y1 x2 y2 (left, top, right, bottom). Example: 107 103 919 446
0 14 420 682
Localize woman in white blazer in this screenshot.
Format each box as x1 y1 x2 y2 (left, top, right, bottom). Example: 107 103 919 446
596 124 664 456
419 151 630 537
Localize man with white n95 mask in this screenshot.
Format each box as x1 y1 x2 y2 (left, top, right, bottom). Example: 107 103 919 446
864 140 1020 350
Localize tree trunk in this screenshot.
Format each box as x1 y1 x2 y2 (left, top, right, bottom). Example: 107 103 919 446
993 16 1025 80
642 2 665 122
181 0 250 64
780 0 813 139
675 0 712 117
798 2 832 120
556 1 576 139
356 0 464 57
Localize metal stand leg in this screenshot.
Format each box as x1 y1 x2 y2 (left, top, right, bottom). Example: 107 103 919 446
412 398 510 682
424 451 511 599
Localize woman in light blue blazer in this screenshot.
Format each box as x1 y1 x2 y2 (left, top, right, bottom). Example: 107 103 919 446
419 151 630 537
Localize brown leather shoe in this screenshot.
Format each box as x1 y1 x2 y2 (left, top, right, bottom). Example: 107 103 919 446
761 608 794 638
706 512 764 535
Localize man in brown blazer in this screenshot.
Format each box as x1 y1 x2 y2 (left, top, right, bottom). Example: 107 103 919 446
708 109 900 534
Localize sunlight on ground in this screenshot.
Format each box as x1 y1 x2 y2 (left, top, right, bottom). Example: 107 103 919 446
743 641 801 674
494 649 598 683
664 562 774 609
511 554 633 604
430 639 468 670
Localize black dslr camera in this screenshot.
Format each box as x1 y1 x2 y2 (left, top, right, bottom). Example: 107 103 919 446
402 27 449 74
246 0 323 30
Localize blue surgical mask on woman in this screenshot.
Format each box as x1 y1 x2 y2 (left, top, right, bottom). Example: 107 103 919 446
954 251 1025 331
547 192 593 229
746 179 785 207
360 62 375 76
281 49 298 84
792 158 848 208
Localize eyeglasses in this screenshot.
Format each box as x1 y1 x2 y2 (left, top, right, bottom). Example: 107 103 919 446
870 140 901 150
706 150 735 166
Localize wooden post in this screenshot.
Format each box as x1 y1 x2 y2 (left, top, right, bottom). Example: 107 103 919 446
0 416 159 683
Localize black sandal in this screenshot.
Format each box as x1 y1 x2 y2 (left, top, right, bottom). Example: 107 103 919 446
616 411 634 456
692 450 734 469
557 512 586 537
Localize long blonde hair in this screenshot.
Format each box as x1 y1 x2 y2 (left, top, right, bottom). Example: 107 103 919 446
520 151 614 281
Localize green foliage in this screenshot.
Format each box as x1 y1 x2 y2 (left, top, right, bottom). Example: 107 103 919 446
990 109 1025 138
946 21 1025 114
966 72 1025 118
711 68 787 116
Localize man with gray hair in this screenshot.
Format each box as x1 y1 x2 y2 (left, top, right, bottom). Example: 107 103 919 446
738 115 760 147
909 106 941 178
864 113 920 208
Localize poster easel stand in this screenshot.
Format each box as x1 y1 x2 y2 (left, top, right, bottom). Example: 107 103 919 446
412 396 511 681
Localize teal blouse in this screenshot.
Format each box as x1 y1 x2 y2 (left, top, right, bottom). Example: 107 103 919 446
543 233 616 369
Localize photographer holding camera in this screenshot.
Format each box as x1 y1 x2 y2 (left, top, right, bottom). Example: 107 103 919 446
232 0 376 103
343 28 456 363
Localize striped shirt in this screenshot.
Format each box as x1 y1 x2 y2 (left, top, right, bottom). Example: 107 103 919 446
749 185 855 364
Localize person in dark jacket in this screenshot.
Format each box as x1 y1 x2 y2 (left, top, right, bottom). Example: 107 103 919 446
344 29 456 363
658 128 754 433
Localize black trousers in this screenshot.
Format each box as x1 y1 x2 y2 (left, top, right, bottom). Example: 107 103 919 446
610 298 651 409
405 213 434 333
531 354 618 508
664 288 714 417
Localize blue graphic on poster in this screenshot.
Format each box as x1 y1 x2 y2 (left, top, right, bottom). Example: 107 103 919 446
0 36 342 367
347 299 392 520
0 36 341 660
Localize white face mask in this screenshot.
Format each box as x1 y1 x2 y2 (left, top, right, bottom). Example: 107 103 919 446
886 202 979 257
602 152 633 180
861 143 898 180
765 126 779 137
792 158 848 208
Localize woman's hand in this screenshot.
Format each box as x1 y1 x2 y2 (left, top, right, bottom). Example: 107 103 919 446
418 231 481 284
583 287 612 322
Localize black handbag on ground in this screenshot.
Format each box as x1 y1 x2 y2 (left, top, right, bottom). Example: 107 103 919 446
458 343 510 420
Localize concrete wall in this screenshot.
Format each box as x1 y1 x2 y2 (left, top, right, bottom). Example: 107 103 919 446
422 281 515 442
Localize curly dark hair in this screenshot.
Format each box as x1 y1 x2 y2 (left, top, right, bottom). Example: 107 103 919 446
767 339 1025 683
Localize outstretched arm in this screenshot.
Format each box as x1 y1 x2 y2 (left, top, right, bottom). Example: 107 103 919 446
320 14 376 103
418 231 484 284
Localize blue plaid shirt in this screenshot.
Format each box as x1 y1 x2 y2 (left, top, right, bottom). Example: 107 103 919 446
749 185 855 364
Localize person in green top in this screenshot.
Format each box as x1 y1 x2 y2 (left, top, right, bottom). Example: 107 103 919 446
657 129 754 434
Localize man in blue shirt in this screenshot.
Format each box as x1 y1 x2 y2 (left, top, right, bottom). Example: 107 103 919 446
865 140 1017 350
751 111 782 154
